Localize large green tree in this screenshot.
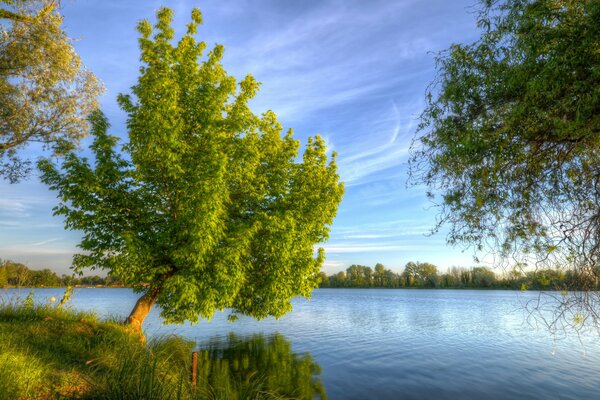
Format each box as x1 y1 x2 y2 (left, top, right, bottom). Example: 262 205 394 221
410 0 600 327
39 7 343 333
1 0 102 182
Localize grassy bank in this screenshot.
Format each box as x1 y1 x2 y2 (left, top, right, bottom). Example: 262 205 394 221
0 299 325 400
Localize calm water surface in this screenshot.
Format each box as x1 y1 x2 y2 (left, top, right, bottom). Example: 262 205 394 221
5 288 600 399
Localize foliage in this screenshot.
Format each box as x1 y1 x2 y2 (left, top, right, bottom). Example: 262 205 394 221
402 261 439 287
471 266 496 288
410 0 600 327
410 0 600 269
0 259 122 288
323 262 420 288
345 265 373 287
2 257 581 292
39 7 344 328
319 261 586 291
0 0 102 182
0 264 7 287
0 259 55 287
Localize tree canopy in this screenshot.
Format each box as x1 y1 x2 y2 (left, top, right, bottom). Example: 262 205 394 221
403 261 438 287
410 0 600 328
39 7 344 332
1 0 102 182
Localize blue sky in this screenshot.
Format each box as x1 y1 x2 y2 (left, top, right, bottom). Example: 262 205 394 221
0 0 484 275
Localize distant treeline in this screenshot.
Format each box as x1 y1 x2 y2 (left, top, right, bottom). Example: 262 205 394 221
318 262 592 291
2 258 591 291
0 259 122 288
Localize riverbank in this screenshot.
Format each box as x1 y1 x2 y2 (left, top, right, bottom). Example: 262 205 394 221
1 284 126 289
0 301 307 399
0 301 192 399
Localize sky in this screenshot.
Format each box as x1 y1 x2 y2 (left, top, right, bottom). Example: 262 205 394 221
0 0 485 276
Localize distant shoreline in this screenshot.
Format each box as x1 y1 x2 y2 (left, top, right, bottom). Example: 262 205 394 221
2 286 549 292
2 285 127 290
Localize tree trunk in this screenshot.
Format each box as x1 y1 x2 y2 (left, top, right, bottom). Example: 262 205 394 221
125 287 160 334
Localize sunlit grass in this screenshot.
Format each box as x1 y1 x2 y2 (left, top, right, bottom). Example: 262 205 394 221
0 338 45 399
0 297 131 398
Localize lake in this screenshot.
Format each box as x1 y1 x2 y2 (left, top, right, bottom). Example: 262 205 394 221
4 288 600 399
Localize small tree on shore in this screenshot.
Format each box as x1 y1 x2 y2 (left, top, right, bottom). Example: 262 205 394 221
40 7 344 333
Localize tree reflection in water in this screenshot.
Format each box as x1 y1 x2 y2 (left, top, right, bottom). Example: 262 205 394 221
195 333 326 400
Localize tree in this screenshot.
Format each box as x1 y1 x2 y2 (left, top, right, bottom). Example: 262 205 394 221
471 267 496 288
29 268 60 287
410 0 600 327
0 264 7 287
384 269 400 287
527 268 566 290
317 271 329 287
1 0 102 182
446 266 465 287
1 259 30 286
374 263 386 287
345 265 373 287
333 271 347 287
39 7 344 333
402 261 438 287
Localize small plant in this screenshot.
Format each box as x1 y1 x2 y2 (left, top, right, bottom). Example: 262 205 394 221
58 285 74 308
23 291 34 309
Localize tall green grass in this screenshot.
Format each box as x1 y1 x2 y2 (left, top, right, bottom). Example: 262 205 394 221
0 296 326 400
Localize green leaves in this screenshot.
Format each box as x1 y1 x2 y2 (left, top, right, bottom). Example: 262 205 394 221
411 0 600 273
41 7 344 326
0 0 102 182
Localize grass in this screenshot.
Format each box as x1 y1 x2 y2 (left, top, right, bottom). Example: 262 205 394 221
0 296 326 400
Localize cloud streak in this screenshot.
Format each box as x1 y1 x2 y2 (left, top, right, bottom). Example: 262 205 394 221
0 198 32 218
31 237 63 247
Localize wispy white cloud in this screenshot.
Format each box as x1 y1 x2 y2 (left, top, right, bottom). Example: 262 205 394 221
336 102 420 186
218 1 438 124
344 234 397 240
1 244 77 256
31 237 63 247
322 244 411 254
0 191 57 225
323 260 346 269
332 214 433 237
324 243 436 254
0 222 63 230
0 198 32 217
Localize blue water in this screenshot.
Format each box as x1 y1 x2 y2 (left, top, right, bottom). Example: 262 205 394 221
4 288 600 399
